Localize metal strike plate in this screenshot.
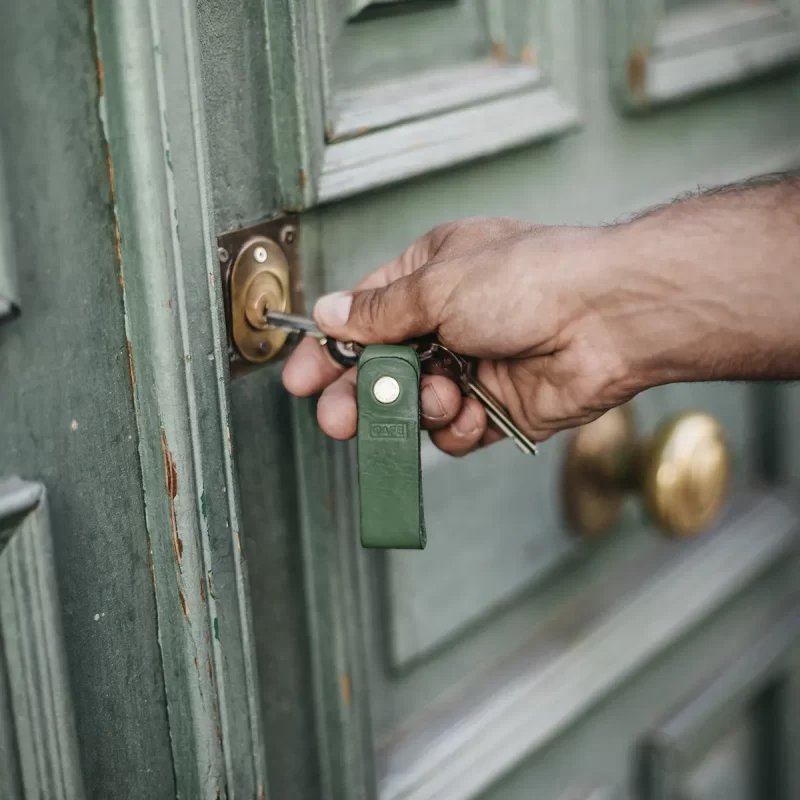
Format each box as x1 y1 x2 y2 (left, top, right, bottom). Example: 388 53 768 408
217 214 303 377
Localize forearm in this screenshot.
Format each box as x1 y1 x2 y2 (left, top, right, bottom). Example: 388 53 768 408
601 174 800 391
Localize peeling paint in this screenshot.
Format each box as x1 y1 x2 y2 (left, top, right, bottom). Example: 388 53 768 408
236 530 242 554
199 576 206 601
160 431 183 567
298 168 306 189
165 147 173 172
213 617 220 641
201 492 207 518
340 673 351 706
491 41 506 61
258 784 265 800
627 46 649 107
126 340 136 391
520 45 536 65
208 656 213 682
207 570 215 598
105 149 123 287
179 590 189 619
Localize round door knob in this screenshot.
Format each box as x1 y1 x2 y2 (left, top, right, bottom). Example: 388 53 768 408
563 405 731 540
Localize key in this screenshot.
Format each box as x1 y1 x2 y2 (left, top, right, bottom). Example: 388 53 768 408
418 341 538 455
265 311 363 367
267 313 536 454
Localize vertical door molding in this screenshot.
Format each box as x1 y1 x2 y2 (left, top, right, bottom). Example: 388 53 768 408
607 0 800 112
0 144 18 323
265 0 582 207
0 478 85 800
92 1 267 796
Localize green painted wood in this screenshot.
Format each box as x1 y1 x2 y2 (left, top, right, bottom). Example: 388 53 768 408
225 2 800 798
607 0 800 112
231 370 324 800
0 0 175 794
0 481 85 800
637 606 800 800
195 0 280 229
92 0 267 795
478 566 800 800
205 0 579 206
0 145 17 323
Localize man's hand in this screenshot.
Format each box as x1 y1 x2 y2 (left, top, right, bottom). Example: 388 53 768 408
282 179 800 456
282 217 641 454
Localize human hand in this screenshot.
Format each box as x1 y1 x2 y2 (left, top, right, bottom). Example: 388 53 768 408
281 217 646 455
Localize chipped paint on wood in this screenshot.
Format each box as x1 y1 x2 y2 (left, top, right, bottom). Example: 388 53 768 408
520 45 537 65
179 590 189 619
490 42 507 61
160 431 183 567
199 576 205 601
299 168 306 189
207 570 215 598
126 340 136 391
627 46 649 107
340 673 351 706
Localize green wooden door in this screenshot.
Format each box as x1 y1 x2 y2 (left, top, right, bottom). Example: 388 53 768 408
2 0 800 798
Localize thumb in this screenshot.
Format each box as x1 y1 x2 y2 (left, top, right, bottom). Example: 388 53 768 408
312 270 441 344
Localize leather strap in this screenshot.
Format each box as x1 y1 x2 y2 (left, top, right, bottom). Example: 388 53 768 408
357 345 426 549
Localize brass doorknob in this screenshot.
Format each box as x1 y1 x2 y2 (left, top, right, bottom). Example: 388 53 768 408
563 405 731 539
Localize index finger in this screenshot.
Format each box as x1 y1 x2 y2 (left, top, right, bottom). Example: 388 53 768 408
282 236 436 397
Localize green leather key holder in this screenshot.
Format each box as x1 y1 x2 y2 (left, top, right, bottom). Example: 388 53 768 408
357 345 426 549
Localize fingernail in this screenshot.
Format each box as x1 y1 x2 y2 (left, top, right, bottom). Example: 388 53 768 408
421 385 445 419
314 292 352 328
453 405 480 437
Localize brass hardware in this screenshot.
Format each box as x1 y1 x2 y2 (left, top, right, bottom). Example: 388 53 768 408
230 237 291 363
563 405 731 540
217 214 302 376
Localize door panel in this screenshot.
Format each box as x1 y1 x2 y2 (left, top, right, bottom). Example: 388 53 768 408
608 0 800 111
636 606 800 800
198 1 800 799
0 479 84 800
263 0 580 206
374 493 797 800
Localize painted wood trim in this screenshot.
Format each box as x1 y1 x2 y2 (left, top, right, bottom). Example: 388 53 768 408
330 62 543 142
0 479 85 800
263 0 328 209
0 145 18 323
377 492 798 800
319 85 579 203
269 0 580 207
292 399 377 800
608 0 800 111
636 605 800 800
92 2 267 796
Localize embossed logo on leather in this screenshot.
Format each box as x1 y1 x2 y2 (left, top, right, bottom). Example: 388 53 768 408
369 422 408 439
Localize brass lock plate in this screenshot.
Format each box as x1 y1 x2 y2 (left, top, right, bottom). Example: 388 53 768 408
217 214 304 377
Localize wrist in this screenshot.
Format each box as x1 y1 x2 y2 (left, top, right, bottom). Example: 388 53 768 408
598 198 800 389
